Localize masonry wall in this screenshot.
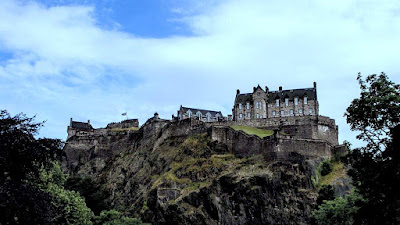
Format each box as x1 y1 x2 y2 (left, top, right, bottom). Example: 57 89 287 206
210 126 333 161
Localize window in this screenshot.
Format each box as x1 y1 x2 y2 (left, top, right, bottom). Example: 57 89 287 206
299 109 303 114
304 96 308 105
206 113 211 122
257 92 260 96
276 99 279 107
290 109 294 115
294 97 298 105
281 110 285 115
187 110 192 117
256 113 260 118
285 98 289 106
247 113 251 118
239 103 242 109
196 112 202 120
246 102 250 109
309 108 313 114
216 113 220 121
239 113 243 118
272 111 276 116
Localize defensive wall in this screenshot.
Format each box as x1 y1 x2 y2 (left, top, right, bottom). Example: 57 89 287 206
206 115 338 146
209 126 333 161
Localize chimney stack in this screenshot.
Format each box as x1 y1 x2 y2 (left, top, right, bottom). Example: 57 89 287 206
88 120 90 124
313 82 317 89
279 86 282 91
70 118 73 127
265 86 269 93
253 87 256 92
237 89 240 95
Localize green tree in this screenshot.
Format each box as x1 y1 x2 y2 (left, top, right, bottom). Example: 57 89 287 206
0 110 94 224
93 210 148 225
345 73 400 224
313 191 365 225
345 72 400 153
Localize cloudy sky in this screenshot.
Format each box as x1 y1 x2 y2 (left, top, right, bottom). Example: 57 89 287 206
1 0 399 146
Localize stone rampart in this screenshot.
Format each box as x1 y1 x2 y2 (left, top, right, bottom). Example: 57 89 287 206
210 126 333 161
206 115 338 145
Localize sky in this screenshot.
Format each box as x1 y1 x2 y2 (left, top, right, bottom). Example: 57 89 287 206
0 0 399 147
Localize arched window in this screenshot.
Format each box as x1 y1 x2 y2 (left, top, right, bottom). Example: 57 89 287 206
206 113 211 122
187 110 192 118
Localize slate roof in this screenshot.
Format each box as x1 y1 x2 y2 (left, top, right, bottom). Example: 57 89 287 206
236 87 316 103
71 121 93 130
235 93 253 103
181 106 223 117
267 88 316 103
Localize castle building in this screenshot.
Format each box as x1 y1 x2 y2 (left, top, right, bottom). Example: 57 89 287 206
233 82 318 121
177 105 224 122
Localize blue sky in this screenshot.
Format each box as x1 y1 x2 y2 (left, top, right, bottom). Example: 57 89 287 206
1 0 399 147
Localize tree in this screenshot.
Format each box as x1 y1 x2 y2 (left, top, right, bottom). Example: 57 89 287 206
344 73 400 224
0 110 93 224
345 72 400 153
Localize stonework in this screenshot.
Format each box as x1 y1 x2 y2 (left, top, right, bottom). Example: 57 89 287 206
233 83 319 121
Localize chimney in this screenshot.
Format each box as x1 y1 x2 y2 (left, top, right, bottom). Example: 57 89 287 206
253 87 256 92
265 86 269 93
154 112 159 119
313 82 317 89
88 120 90 124
237 89 240 95
70 118 73 126
279 86 282 91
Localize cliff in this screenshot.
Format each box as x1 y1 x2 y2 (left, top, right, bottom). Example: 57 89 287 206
63 116 344 224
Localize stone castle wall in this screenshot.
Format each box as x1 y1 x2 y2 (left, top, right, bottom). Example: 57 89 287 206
206 115 338 145
210 126 333 160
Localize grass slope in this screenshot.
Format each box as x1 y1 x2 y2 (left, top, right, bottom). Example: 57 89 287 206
230 125 274 138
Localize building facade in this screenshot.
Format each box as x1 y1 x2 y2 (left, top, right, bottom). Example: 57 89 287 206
233 83 319 121
177 105 224 122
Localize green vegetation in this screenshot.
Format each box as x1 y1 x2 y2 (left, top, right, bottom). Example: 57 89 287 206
313 191 365 225
93 210 149 225
0 110 147 225
314 73 400 224
230 125 274 138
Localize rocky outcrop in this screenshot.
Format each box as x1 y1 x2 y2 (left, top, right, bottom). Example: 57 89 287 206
63 117 341 224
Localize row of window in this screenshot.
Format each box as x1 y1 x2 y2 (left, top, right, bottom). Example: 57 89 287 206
271 108 313 116
276 96 307 107
238 108 314 119
186 111 221 121
238 96 309 110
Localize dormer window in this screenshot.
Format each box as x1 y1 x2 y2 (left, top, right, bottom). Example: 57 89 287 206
304 96 308 105
215 113 220 121
246 102 250 109
285 98 289 106
206 113 211 122
294 97 298 105
187 110 192 117
239 103 242 109
196 111 202 119
276 99 279 107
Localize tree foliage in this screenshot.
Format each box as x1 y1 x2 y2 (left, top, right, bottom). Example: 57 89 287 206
345 72 400 153
0 110 92 224
315 73 400 224
93 210 148 225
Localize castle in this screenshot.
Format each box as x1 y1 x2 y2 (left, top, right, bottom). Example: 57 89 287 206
66 82 342 159
233 82 318 120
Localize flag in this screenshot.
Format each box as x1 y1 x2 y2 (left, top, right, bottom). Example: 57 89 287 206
121 112 127 116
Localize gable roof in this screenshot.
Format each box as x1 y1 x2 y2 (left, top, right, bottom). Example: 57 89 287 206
181 106 223 117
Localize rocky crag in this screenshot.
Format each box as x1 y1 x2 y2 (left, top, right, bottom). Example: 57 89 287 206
63 114 348 224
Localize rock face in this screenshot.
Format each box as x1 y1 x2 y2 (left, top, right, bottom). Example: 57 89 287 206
63 117 336 224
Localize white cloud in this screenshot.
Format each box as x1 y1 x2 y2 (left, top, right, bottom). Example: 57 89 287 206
0 0 399 147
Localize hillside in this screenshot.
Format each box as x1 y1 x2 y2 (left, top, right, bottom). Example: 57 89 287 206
63 116 344 224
